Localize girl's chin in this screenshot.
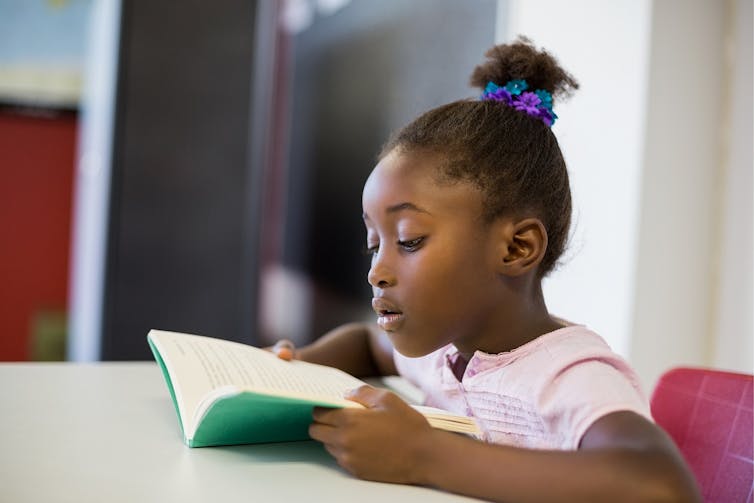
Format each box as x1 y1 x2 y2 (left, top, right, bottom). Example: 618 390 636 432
388 331 443 358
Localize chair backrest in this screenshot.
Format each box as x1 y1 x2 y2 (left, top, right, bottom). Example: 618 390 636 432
651 367 753 503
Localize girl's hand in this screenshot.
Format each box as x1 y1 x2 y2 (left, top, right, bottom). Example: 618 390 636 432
308 385 434 484
268 339 296 361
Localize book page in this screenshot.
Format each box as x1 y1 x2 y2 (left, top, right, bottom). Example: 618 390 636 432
149 330 366 434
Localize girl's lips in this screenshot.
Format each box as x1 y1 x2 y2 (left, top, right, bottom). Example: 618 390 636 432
371 297 404 331
376 312 404 331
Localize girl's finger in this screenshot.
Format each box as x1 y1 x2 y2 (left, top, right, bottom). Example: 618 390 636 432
309 422 338 444
272 339 296 360
312 406 346 426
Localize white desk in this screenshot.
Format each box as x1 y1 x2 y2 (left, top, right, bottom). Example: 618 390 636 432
0 363 481 502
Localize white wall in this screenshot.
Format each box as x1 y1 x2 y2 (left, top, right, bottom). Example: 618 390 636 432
502 0 754 389
501 0 653 359
632 0 752 388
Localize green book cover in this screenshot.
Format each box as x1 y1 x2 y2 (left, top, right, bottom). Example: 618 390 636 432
147 330 366 447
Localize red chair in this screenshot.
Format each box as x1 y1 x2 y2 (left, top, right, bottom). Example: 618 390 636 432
651 367 753 502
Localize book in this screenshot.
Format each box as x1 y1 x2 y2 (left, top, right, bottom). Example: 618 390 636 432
147 329 481 447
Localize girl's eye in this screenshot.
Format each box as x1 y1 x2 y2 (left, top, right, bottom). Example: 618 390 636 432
363 244 379 256
398 237 424 252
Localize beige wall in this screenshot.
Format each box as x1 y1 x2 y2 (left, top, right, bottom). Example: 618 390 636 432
710 0 754 375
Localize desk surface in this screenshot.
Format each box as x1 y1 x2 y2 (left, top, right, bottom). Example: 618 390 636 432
0 362 480 503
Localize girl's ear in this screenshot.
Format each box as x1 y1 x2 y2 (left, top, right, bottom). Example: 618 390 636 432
497 218 548 276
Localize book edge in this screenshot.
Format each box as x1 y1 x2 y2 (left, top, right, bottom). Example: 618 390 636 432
147 331 187 440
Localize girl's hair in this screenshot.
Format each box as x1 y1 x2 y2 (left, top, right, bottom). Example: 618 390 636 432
380 37 579 276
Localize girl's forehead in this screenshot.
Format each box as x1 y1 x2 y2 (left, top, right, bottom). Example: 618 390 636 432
366 150 436 188
364 151 438 205
362 151 482 218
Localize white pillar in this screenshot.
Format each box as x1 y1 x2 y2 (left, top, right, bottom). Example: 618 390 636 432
67 0 121 361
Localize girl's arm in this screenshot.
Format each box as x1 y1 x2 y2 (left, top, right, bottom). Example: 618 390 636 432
419 409 700 502
278 322 397 378
309 386 701 503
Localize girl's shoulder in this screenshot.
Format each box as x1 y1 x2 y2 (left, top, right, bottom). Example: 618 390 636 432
532 323 615 357
489 323 613 363
480 324 639 388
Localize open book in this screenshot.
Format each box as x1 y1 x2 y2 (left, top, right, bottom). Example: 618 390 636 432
148 330 480 447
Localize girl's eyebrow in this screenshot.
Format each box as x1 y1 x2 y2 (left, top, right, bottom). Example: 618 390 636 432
362 202 431 221
387 202 431 215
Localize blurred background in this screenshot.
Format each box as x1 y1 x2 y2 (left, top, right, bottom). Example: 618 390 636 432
0 0 751 390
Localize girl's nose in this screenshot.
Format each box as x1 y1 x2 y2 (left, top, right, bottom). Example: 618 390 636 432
367 253 397 289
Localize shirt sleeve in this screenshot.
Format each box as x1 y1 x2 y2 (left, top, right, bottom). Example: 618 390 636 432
538 357 652 450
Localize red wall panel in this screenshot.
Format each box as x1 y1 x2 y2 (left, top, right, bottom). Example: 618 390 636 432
0 110 77 360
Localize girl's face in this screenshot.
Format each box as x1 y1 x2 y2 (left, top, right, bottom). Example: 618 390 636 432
362 149 507 357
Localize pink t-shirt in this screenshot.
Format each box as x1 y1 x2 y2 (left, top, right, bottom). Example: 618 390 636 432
393 325 651 450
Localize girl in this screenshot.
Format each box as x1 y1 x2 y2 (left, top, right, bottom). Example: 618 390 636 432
273 38 700 502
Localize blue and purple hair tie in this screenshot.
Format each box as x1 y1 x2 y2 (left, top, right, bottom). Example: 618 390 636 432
481 79 558 127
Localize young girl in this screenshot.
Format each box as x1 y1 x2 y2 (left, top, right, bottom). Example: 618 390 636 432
273 38 700 502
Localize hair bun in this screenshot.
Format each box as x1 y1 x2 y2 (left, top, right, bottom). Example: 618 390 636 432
470 36 579 102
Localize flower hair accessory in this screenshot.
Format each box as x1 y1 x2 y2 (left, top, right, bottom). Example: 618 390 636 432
481 79 558 126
